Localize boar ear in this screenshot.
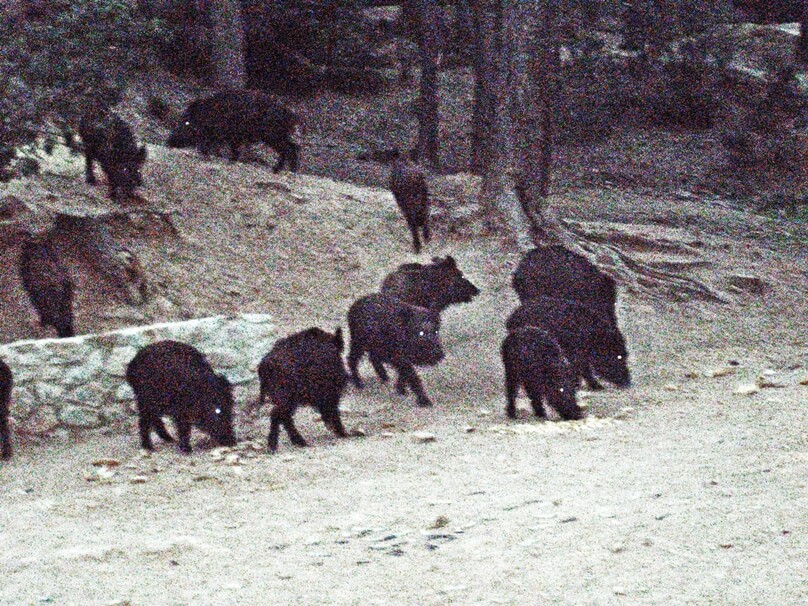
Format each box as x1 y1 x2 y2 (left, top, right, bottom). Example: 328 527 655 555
445 255 456 267
137 146 147 163
333 327 344 352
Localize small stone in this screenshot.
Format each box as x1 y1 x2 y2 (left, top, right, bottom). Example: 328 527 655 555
281 455 295 462
349 427 366 437
129 476 148 484
464 426 476 433
684 370 700 379
734 383 760 396
412 431 436 444
95 467 116 480
756 371 787 389
223 453 241 466
380 432 395 438
92 459 121 468
706 366 736 378
477 409 492 417
429 515 450 529
727 274 770 295
663 383 680 391
799 377 808 386
609 543 626 554
613 587 627 596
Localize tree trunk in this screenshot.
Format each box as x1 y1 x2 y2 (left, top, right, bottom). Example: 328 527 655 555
203 0 246 89
416 0 441 169
514 0 562 245
469 1 496 175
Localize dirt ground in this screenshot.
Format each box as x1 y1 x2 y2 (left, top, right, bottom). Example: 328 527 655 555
1 68 807 605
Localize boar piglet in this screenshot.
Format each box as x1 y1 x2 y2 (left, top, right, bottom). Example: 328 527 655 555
381 255 480 312
347 293 444 407
167 90 301 172
18 234 75 338
502 327 584 421
506 296 631 390
126 340 236 454
258 327 349 453
512 244 618 325
0 358 12 460
390 148 430 253
79 104 147 201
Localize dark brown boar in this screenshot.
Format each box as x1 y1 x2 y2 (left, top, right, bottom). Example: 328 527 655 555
257 327 348 453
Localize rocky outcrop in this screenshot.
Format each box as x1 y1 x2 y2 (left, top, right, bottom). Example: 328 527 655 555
0 314 277 435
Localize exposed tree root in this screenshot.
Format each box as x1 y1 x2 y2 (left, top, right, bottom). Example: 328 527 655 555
560 218 730 304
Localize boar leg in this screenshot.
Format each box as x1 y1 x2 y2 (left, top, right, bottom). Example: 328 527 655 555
152 416 174 443
0 417 12 459
408 223 422 254
283 418 307 447
84 151 97 185
176 420 193 454
582 363 604 391
138 412 155 451
267 415 281 453
504 364 519 419
369 354 389 382
347 345 365 388
396 364 432 407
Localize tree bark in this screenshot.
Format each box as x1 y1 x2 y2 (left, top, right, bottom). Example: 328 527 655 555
514 0 561 244
416 0 441 169
203 0 246 89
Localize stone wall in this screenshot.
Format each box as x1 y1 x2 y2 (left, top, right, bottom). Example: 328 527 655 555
0 314 277 435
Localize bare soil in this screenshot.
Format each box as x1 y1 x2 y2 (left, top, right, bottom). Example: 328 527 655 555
1 71 807 605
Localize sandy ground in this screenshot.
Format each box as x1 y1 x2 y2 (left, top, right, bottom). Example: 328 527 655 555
1 70 807 605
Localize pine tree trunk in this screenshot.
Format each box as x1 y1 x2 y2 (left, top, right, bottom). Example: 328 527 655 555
203 0 246 89
416 0 441 169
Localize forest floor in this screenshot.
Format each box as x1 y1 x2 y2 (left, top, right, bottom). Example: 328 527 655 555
0 68 806 605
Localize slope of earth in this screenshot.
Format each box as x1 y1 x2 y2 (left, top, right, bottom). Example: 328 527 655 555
0 121 806 604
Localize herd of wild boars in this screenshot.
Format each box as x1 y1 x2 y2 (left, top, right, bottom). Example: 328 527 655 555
2 88 633 458
1 242 633 457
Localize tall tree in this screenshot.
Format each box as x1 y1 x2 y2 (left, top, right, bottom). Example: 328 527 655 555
467 0 726 302
414 0 441 168
203 0 246 88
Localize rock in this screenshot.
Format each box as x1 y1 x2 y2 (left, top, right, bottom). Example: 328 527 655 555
26 407 60 435
412 431 436 444
129 476 148 484
223 453 241 466
106 346 139 377
380 432 395 438
800 377 808 386
115 383 134 403
756 370 787 388
705 366 736 378
92 459 121 468
464 426 476 433
349 427 367 437
95 467 117 480
59 405 103 429
663 383 681 391
727 274 770 295
734 383 760 396
429 515 450 529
